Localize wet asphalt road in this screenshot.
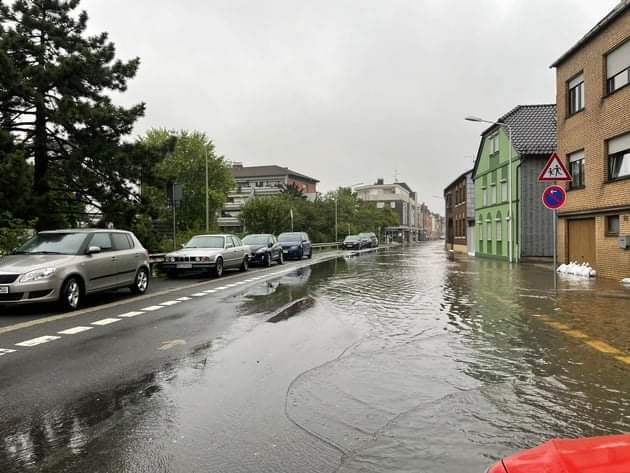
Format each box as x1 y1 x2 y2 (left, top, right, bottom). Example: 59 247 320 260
2 242 630 472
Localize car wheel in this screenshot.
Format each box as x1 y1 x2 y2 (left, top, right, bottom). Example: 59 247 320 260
240 256 249 272
130 267 149 294
278 252 284 265
60 276 82 311
265 252 272 267
214 258 224 277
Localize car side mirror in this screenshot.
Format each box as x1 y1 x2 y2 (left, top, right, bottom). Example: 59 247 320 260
86 246 101 255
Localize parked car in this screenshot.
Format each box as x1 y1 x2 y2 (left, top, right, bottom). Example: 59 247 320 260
342 235 367 250
486 434 630 473
278 232 312 260
162 234 249 278
243 234 284 266
358 232 379 248
0 229 150 311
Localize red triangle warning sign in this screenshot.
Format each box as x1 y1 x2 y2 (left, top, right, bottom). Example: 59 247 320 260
538 152 572 182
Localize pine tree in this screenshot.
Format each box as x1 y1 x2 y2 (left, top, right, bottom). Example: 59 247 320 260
0 0 145 229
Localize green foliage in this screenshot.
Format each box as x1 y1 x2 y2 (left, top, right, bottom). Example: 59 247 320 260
0 212 35 255
0 0 145 229
241 188 399 242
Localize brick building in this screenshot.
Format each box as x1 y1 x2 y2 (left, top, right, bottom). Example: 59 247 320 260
444 170 474 253
551 0 630 279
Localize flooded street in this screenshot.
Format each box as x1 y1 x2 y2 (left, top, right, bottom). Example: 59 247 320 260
2 241 630 472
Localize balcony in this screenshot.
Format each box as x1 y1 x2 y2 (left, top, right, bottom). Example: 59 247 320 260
217 217 241 227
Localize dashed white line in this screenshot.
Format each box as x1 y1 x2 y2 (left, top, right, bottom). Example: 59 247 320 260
141 305 163 311
58 326 93 335
203 289 216 294
160 300 181 306
176 297 192 301
15 335 61 347
215 286 228 290
225 284 238 288
91 318 120 326
0 348 16 356
118 311 144 318
191 292 207 297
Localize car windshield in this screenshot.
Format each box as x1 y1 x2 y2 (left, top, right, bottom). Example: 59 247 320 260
184 236 225 249
243 235 270 245
345 235 359 240
14 233 87 255
278 233 303 242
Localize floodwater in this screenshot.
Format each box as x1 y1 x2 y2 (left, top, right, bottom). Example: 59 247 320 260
3 242 630 472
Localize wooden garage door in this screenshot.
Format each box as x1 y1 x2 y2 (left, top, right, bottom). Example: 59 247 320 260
568 218 596 267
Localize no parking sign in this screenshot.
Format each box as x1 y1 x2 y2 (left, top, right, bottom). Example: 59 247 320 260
542 185 566 210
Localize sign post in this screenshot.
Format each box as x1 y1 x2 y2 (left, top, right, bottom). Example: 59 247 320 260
539 152 572 290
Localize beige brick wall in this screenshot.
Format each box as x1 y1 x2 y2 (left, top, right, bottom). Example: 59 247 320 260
556 9 630 279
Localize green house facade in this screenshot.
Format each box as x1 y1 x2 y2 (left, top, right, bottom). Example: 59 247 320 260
472 105 557 261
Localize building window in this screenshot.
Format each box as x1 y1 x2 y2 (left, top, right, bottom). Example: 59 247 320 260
608 133 630 180
500 181 507 202
478 216 484 240
568 73 584 115
482 188 487 207
495 213 502 241
606 215 620 236
606 40 630 94
489 134 499 154
491 185 497 205
390 202 396 209
486 214 492 240
568 150 585 188
377 202 384 209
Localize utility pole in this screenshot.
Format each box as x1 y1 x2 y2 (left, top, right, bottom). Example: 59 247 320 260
172 182 177 250
205 146 209 233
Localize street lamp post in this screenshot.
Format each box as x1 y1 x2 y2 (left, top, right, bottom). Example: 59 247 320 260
205 146 209 233
465 115 514 264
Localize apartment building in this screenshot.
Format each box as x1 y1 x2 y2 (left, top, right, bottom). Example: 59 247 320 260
444 170 474 253
551 0 630 279
355 179 420 242
217 164 319 232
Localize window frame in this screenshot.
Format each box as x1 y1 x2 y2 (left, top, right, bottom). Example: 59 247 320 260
605 215 620 237
605 38 630 96
567 72 585 116
88 232 114 252
607 133 630 182
567 149 586 190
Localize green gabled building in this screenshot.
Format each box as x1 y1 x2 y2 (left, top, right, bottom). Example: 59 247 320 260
472 105 557 261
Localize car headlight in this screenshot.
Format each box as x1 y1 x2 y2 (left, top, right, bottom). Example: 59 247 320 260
19 268 56 283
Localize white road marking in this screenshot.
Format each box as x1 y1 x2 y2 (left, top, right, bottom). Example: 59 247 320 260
225 284 238 288
203 289 216 294
141 305 163 311
160 300 181 306
191 292 207 297
58 326 93 335
0 348 16 356
91 318 120 326
15 335 61 347
215 286 228 290
118 311 144 318
234 281 246 285
176 297 192 301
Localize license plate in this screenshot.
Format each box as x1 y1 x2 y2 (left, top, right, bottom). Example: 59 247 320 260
176 263 192 269
0 286 8 294
283 250 289 254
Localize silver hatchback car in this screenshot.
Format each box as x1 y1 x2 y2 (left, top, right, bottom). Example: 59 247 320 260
0 229 150 311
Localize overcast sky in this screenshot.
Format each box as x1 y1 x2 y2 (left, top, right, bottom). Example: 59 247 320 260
83 0 615 213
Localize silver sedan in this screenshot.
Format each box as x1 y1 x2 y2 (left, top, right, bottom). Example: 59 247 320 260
161 234 250 278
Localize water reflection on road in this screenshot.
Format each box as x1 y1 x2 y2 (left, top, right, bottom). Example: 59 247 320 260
3 242 630 472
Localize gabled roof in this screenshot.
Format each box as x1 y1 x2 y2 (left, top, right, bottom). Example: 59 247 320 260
473 104 557 178
551 0 630 68
231 165 319 183
444 169 473 194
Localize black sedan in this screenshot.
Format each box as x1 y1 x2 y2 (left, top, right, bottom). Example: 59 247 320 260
242 234 284 266
342 235 369 250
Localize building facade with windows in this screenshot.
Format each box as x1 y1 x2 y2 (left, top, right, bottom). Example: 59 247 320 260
217 164 319 232
355 179 420 242
444 170 474 253
472 105 557 260
552 0 630 279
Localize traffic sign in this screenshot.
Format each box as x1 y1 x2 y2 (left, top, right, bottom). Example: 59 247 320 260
542 185 566 210
538 152 572 182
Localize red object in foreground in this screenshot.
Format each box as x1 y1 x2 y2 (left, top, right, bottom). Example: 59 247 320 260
486 435 630 473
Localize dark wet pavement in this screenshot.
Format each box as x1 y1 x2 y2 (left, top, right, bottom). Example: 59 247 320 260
2 242 630 472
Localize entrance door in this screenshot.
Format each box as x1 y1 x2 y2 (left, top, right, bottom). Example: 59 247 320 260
568 218 596 267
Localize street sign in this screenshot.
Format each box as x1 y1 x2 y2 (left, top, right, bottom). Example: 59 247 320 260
538 152 572 182
542 185 566 210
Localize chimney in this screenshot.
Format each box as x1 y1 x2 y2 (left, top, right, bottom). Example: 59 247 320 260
376 178 384 185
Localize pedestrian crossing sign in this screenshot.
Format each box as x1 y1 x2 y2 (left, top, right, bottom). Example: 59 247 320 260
538 152 572 182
